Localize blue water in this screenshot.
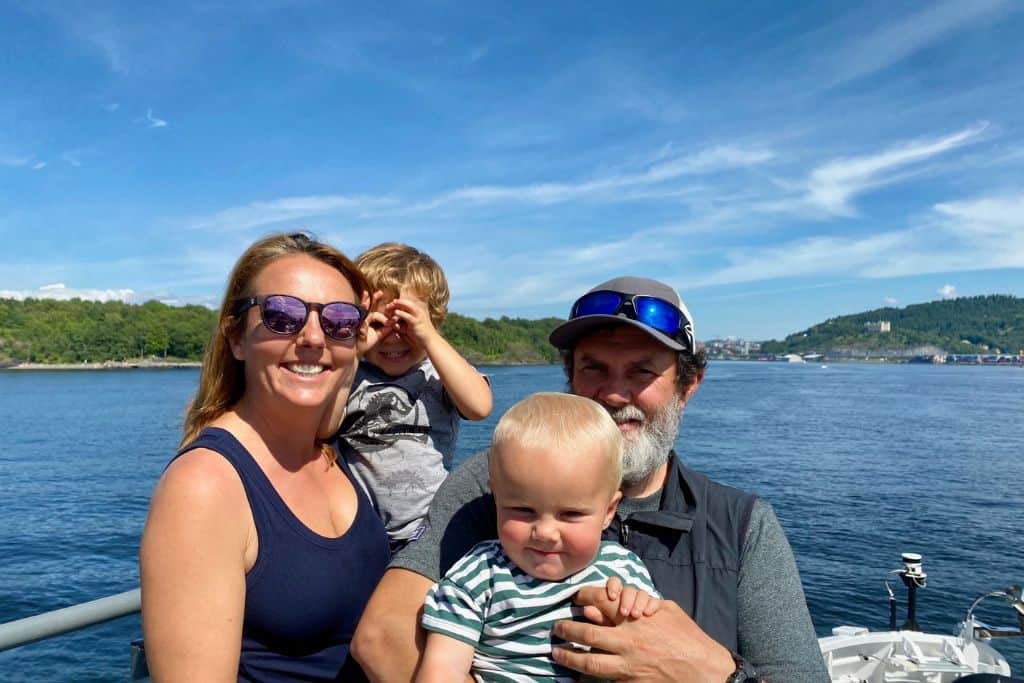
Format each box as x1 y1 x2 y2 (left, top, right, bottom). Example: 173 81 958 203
1 362 1022 680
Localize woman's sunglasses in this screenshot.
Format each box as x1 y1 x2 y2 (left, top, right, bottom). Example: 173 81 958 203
233 294 367 342
570 290 693 351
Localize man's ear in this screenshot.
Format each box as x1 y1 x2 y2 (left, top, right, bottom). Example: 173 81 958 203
602 490 623 529
679 369 704 408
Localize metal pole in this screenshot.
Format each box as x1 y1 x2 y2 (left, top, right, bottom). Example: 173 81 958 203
0 588 141 652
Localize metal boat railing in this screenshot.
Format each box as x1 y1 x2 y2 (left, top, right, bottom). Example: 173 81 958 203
0 588 140 652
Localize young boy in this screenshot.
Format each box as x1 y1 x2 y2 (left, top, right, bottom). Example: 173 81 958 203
336 242 492 552
417 392 660 683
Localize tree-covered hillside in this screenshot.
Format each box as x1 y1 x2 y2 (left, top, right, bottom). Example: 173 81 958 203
0 298 563 366
0 298 216 364
761 295 1024 355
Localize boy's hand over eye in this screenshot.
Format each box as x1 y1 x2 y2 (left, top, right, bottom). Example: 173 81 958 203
387 291 437 344
358 291 391 354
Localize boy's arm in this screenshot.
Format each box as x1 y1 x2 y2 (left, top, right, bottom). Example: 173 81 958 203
415 632 477 683
390 294 492 420
420 329 492 420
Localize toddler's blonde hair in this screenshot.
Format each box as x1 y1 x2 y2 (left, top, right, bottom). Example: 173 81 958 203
490 392 623 492
356 242 450 327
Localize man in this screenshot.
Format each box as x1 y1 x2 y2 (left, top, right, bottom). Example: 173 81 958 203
352 276 829 682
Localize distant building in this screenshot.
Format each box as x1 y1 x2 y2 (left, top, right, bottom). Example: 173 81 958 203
864 320 891 333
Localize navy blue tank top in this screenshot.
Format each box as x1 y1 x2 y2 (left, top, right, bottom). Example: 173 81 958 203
177 428 390 682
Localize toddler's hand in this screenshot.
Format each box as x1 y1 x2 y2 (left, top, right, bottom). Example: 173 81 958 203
603 576 661 621
387 290 437 344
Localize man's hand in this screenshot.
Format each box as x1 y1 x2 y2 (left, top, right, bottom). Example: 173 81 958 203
551 587 735 682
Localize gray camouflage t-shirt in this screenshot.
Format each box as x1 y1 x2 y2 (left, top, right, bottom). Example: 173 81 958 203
341 358 459 543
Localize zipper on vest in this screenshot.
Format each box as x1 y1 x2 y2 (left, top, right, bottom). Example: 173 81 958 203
619 521 631 546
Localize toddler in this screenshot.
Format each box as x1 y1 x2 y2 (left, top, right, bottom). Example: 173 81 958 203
418 392 659 682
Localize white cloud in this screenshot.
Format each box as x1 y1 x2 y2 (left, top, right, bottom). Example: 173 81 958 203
802 123 988 216
32 161 46 170
825 0 1016 86
938 284 958 300
189 143 774 232
467 44 489 63
1 155 33 167
104 103 121 112
0 283 136 303
188 194 398 232
883 297 898 306
933 194 1024 240
422 144 773 209
61 150 84 167
146 108 167 128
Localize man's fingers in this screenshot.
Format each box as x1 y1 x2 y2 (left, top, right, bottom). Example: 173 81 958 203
551 645 627 680
553 619 625 654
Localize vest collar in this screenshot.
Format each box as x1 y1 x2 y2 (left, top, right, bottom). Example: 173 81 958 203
620 452 701 532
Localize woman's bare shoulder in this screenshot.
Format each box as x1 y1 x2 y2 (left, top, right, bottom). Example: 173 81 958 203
150 447 248 521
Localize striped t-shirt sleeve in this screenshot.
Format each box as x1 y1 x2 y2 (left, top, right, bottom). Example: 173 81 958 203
421 541 498 646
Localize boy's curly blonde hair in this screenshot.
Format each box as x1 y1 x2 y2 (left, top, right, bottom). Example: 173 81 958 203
356 242 450 327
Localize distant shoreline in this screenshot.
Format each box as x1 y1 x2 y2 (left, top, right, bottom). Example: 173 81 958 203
1 359 202 371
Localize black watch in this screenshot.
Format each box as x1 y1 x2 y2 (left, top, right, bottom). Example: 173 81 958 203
726 652 759 683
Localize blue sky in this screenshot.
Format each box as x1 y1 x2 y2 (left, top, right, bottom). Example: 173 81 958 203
2 1 1023 341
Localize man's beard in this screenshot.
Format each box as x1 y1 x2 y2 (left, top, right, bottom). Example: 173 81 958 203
607 399 682 487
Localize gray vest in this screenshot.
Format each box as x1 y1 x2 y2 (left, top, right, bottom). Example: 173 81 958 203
605 455 757 652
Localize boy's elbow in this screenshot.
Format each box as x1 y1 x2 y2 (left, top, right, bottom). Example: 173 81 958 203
462 395 492 421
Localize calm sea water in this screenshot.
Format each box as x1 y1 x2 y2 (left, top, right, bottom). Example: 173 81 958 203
1 362 1022 680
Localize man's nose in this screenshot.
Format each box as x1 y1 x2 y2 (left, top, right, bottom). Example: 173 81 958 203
594 377 631 408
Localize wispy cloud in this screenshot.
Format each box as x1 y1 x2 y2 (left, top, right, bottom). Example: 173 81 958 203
188 194 399 232
933 193 1024 240
883 296 899 306
0 283 136 303
1 155 33 167
824 0 1016 86
145 108 167 128
796 123 988 216
937 284 958 299
467 44 489 64
32 161 46 170
188 143 775 232
419 144 773 209
104 102 121 112
694 187 1024 289
61 150 83 167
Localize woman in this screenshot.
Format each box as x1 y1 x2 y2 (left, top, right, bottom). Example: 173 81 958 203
140 232 389 681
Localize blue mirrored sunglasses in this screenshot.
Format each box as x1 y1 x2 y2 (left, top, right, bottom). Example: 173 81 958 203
570 290 692 350
233 294 366 341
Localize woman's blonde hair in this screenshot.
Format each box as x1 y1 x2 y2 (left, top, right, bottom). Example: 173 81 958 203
356 242 450 327
490 392 623 491
180 232 368 455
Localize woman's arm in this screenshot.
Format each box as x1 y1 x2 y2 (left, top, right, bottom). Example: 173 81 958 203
140 450 251 682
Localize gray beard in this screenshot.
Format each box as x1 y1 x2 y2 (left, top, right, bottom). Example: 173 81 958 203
607 401 682 486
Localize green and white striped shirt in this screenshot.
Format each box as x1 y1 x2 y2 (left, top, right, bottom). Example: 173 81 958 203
422 539 659 682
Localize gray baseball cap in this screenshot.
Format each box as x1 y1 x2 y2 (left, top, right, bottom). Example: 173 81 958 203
549 276 696 352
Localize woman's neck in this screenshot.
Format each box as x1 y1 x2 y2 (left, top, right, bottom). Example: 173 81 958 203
228 397 323 471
